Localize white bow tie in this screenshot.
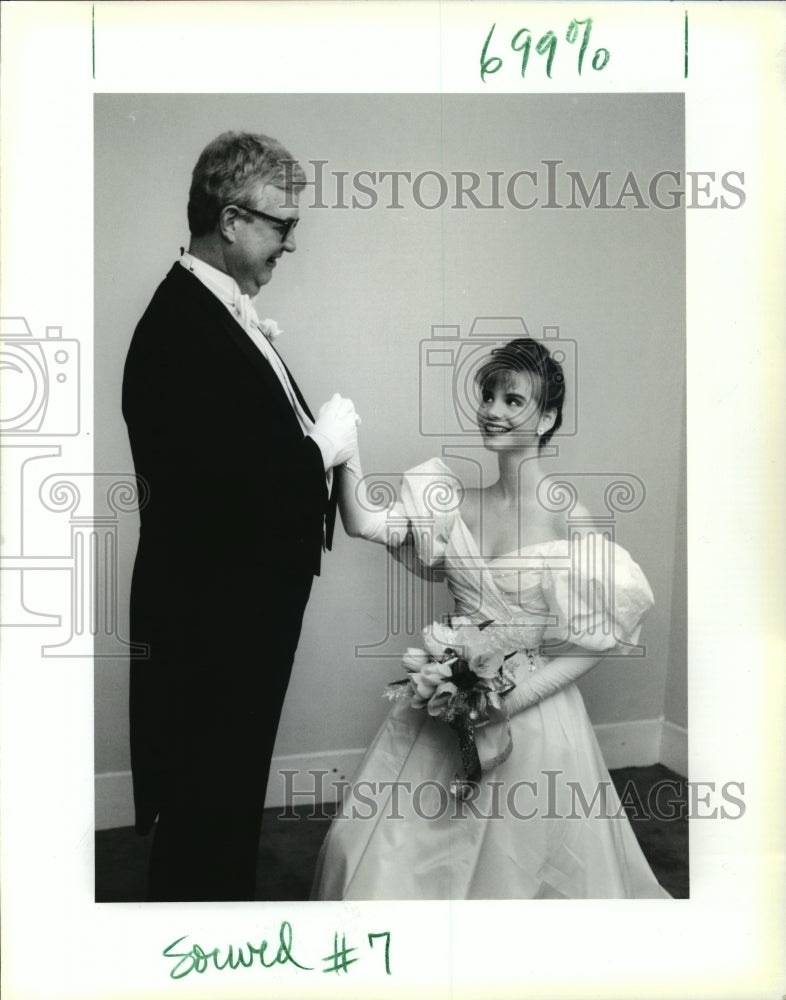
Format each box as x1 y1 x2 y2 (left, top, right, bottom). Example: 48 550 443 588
232 290 262 335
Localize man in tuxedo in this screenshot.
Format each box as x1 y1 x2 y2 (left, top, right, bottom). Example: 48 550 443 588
122 131 357 901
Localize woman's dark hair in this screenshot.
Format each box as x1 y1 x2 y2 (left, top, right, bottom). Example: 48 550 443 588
474 337 565 449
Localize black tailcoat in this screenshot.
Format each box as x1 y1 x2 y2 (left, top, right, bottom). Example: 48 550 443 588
122 264 331 884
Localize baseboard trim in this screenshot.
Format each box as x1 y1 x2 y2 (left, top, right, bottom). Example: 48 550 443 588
94 749 367 831
95 719 688 831
658 719 689 777
95 771 136 831
593 718 662 771
264 748 367 811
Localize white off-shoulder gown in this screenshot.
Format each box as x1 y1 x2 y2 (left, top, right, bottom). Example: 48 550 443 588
312 459 671 900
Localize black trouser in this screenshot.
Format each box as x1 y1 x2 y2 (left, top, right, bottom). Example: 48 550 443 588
130 564 313 902
148 803 265 901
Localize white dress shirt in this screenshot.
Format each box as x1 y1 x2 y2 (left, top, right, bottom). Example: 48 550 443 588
179 251 331 491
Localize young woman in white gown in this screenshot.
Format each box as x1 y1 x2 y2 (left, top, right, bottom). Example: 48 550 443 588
312 337 671 900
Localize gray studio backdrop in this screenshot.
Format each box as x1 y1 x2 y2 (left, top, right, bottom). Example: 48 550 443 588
95 93 686 825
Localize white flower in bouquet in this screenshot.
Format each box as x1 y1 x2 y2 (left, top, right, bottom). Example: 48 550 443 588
401 648 430 672
422 621 462 658
426 681 459 717
384 618 520 796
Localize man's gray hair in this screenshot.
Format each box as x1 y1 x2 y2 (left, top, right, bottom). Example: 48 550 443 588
187 131 306 237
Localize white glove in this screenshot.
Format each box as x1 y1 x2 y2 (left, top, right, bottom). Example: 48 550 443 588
336 439 398 543
310 393 359 470
503 653 602 716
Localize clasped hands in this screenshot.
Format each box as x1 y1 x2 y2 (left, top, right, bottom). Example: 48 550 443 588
310 393 361 471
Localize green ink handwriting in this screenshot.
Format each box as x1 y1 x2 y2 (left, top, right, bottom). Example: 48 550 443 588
684 10 689 78
322 932 360 974
369 931 392 975
162 920 313 980
481 18 610 83
161 923 394 980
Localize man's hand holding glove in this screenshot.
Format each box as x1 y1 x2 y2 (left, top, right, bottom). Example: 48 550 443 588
310 393 361 470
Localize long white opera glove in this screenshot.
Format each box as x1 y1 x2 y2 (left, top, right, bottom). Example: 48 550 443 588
502 653 602 717
337 444 402 544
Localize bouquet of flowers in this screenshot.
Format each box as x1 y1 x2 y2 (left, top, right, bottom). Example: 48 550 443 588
385 618 519 798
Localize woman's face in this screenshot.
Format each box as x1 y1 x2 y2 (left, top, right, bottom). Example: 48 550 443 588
476 370 545 450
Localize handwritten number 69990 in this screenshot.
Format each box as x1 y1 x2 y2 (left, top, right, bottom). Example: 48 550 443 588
480 18 610 82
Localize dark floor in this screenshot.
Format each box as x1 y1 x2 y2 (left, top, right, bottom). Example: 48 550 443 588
95 764 688 901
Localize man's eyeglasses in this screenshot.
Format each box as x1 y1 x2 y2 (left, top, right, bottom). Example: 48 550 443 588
228 204 299 242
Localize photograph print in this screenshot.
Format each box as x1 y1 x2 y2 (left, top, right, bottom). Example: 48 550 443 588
93 91 688 902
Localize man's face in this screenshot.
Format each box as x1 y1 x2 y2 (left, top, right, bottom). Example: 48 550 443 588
223 182 299 297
